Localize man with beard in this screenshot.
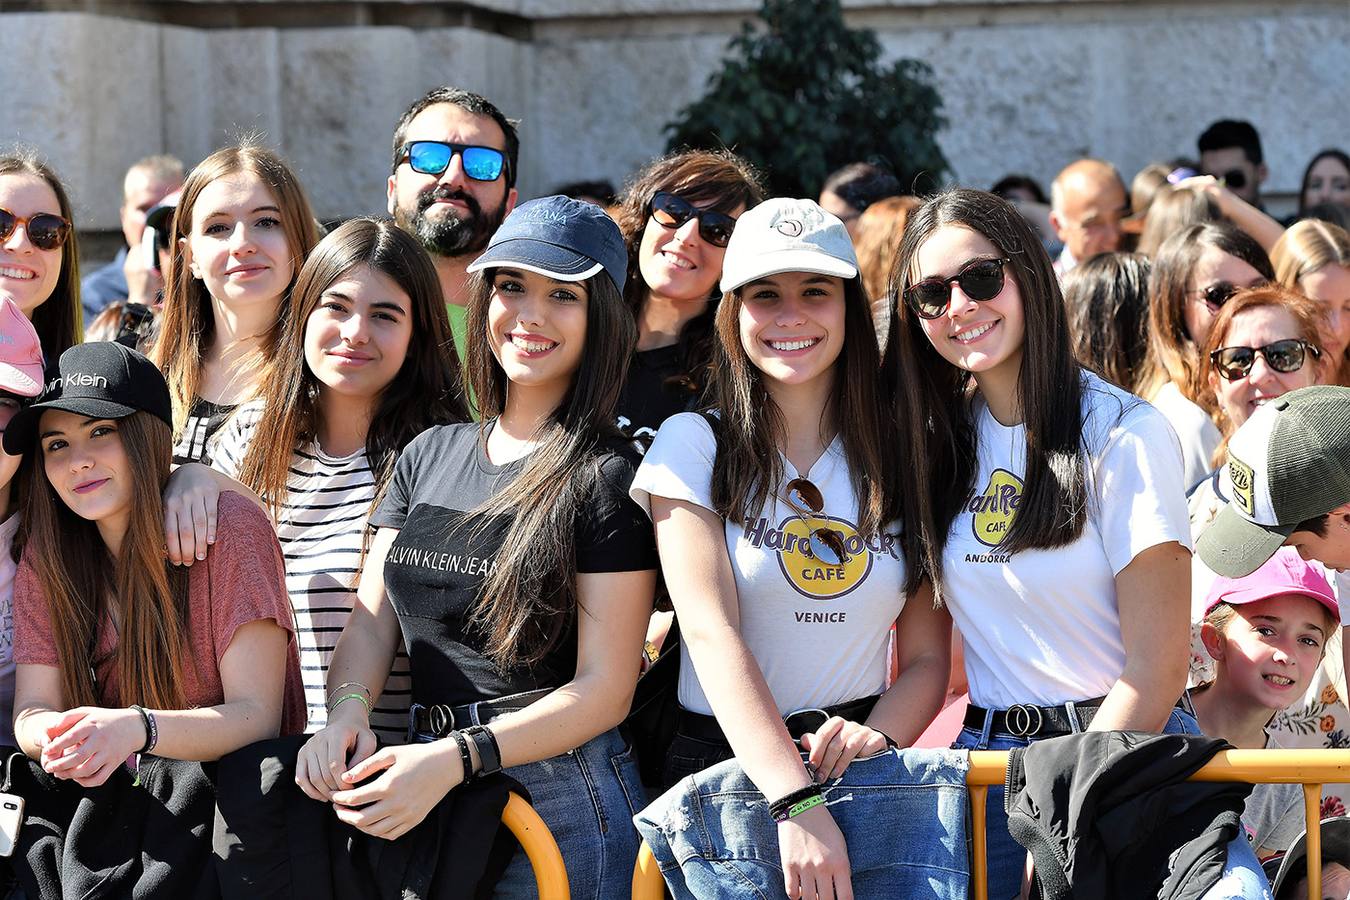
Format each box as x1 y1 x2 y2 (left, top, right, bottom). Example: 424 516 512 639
388 87 519 358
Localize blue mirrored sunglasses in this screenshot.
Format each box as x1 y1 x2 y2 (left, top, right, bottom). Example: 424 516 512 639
396 141 507 183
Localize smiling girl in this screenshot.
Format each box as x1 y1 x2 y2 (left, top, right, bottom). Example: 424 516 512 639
0 154 83 357
887 189 1261 897
8 341 304 786
294 197 656 898
210 218 467 740
153 144 320 464
631 198 952 899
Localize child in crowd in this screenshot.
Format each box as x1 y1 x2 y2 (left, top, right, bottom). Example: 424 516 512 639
1190 548 1341 859
0 299 46 749
631 198 952 898
212 217 468 740
294 197 656 899
0 154 82 357
9 341 305 782
153 144 320 464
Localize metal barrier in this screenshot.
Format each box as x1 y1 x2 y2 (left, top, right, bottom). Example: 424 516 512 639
631 749 1350 900
501 792 571 899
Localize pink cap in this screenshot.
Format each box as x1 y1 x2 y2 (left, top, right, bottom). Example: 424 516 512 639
0 298 43 398
1204 545 1339 621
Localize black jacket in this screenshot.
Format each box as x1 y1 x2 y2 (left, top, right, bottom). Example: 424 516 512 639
213 735 522 900
1005 731 1252 900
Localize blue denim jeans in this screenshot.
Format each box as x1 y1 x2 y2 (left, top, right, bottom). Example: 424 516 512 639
635 747 970 900
953 706 1271 900
417 726 645 900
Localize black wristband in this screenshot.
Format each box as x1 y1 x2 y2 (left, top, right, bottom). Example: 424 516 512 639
463 725 502 777
767 783 823 821
130 705 157 754
448 730 474 782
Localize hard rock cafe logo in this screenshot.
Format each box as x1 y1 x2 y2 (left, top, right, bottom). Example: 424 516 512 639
970 468 1024 548
741 514 897 600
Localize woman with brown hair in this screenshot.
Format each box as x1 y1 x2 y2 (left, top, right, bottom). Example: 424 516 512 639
153 143 321 464
207 217 467 741
1271 218 1350 386
0 153 83 357
8 341 304 785
1136 222 1274 487
610 149 764 449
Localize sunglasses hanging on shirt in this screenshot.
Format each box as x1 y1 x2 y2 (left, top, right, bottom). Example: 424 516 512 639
782 477 850 566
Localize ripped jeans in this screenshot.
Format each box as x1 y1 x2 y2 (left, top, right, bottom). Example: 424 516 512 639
634 748 970 900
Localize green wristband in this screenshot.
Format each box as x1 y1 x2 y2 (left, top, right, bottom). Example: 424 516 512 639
786 794 825 819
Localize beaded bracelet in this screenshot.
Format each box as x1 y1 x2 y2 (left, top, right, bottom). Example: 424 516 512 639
327 692 371 715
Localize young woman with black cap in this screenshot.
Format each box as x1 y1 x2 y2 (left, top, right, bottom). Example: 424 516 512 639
294 196 656 898
8 341 305 783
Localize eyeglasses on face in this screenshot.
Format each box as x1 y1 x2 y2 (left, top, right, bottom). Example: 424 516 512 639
646 191 737 248
394 141 507 183
1210 339 1319 380
0 207 71 251
904 257 1010 320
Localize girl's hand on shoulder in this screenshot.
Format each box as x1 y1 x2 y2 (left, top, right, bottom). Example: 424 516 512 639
799 716 889 782
163 463 221 566
40 707 144 788
777 803 854 900
295 719 378 802
328 740 464 841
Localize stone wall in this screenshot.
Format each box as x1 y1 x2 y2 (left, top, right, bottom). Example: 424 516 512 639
1 0 1344 250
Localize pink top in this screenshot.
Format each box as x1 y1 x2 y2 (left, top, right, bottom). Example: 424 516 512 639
15 492 306 736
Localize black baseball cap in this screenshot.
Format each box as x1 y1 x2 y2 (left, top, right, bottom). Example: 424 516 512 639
3 341 173 455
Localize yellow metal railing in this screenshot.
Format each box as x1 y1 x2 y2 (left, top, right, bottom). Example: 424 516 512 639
501 792 570 899
632 749 1350 900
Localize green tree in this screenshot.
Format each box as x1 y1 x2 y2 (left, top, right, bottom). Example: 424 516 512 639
666 0 948 199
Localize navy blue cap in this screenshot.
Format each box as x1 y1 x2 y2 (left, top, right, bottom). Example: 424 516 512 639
4 342 173 455
467 195 627 295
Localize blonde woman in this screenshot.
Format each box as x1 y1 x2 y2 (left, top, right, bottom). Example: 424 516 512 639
1271 219 1350 386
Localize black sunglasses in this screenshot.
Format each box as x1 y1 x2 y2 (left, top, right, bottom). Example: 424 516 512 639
1210 339 1319 380
1217 168 1248 190
783 477 849 566
394 141 507 183
647 191 737 248
904 257 1011 320
1194 281 1262 311
0 207 71 251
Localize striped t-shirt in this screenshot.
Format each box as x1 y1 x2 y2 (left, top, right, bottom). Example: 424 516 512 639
212 405 412 744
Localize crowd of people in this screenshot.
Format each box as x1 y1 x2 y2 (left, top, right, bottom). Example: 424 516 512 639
0 85 1345 900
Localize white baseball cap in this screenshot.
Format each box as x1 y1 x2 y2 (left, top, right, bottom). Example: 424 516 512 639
719 198 859 294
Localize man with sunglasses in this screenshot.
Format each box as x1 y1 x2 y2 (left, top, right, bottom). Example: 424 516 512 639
387 87 519 359
1199 119 1268 209
1048 158 1128 279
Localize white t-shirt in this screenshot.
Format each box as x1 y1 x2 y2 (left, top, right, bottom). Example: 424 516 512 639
0 513 18 747
942 371 1193 709
214 408 411 743
630 412 906 716
1150 381 1221 490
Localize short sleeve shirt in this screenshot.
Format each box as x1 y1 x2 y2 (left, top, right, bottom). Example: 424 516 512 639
370 423 657 707
14 492 306 734
630 412 906 716
940 371 1193 708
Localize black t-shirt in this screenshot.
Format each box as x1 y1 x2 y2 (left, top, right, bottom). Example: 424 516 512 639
615 344 700 452
371 422 657 706
172 397 237 465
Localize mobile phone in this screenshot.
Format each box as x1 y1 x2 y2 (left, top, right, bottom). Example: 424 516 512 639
0 791 24 857
141 227 160 273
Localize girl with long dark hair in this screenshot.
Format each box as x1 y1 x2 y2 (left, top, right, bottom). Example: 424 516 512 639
888 189 1266 897
208 217 467 741
611 150 764 448
10 341 304 784
631 199 952 897
153 144 320 464
294 197 656 898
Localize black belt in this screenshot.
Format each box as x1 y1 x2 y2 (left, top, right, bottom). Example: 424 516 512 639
964 695 1189 739
409 687 551 739
677 695 881 746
